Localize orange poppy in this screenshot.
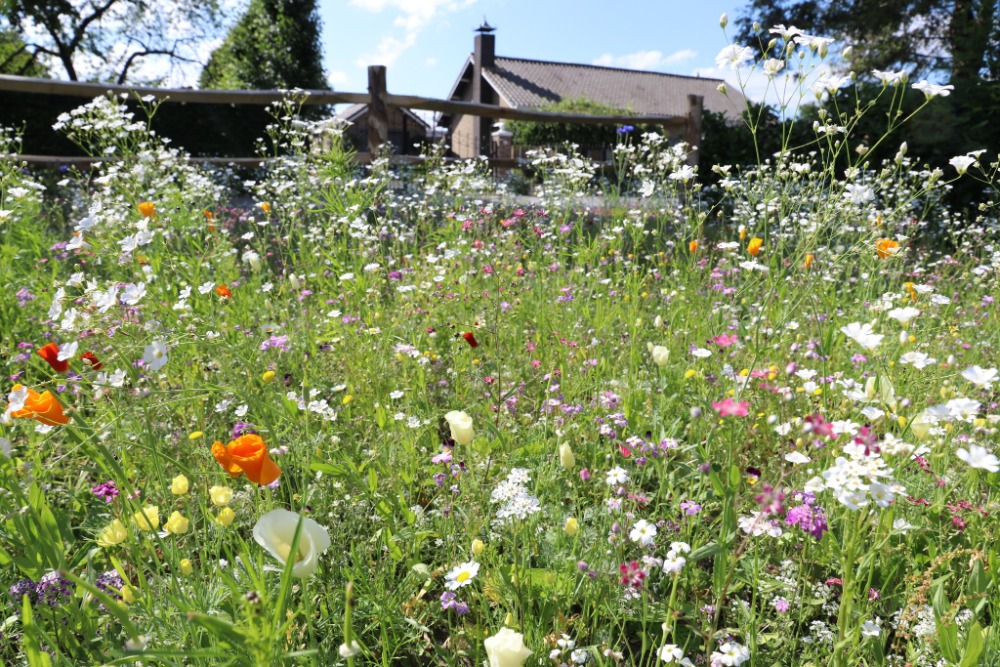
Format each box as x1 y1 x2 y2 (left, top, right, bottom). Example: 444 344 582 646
212 434 281 485
804 253 814 269
876 238 899 259
81 351 103 370
37 343 69 373
138 201 156 218
462 331 479 348
747 237 764 255
10 384 70 426
688 240 699 253
216 284 232 299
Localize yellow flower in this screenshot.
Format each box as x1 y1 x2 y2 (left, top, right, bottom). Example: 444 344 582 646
189 431 203 440
120 584 137 604
262 370 276 383
471 538 485 557
170 474 189 495
96 519 128 547
179 558 193 576
133 506 160 532
216 507 236 526
259 202 271 214
164 511 190 535
564 517 579 537
342 394 353 405
747 237 764 255
209 485 233 507
137 201 156 218
684 369 698 380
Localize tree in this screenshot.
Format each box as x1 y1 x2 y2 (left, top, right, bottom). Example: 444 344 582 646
199 0 326 91
735 0 999 85
0 27 47 76
0 0 224 83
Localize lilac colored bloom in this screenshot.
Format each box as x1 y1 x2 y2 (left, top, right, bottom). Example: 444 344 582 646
260 335 291 352
36 571 73 606
232 422 257 438
8 579 36 605
679 500 702 515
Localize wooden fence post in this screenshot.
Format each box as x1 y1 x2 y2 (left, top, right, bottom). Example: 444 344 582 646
367 65 388 155
685 94 703 168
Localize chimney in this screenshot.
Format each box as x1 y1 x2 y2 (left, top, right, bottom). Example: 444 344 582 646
471 20 496 156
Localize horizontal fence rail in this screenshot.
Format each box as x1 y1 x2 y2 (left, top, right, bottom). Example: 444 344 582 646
0 65 702 167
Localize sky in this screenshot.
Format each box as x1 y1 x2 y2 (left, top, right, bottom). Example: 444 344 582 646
316 0 766 103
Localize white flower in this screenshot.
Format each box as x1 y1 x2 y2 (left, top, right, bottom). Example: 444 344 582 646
762 58 785 77
659 644 693 665
338 641 361 658
484 627 532 667
961 365 998 389
887 307 920 324
785 451 811 465
57 341 79 361
629 519 657 546
711 641 751 666
444 560 480 589
662 552 686 574
949 155 978 175
120 282 147 306
899 351 937 369
861 619 882 637
253 509 331 578
840 322 883 351
946 397 980 422
691 347 712 359
843 183 874 204
444 410 474 445
142 340 169 371
605 466 629 486
715 44 754 70
872 69 906 86
956 444 999 473
770 24 804 41
912 80 954 98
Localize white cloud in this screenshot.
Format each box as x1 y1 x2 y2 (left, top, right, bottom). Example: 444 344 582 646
353 0 477 67
327 70 350 87
592 49 696 71
425 57 437 66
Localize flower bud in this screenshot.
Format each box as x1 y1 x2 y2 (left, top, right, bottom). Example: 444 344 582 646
559 442 576 469
564 517 579 537
170 474 189 495
719 12 728 28
471 538 485 557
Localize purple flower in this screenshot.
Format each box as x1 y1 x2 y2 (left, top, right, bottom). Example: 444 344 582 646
232 422 257 438
679 500 702 515
92 481 119 503
36 571 73 606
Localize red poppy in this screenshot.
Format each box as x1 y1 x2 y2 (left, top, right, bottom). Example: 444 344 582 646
81 351 103 370
37 343 69 373
216 284 232 299
462 331 478 348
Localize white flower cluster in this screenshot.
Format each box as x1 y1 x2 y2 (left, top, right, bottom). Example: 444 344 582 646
491 468 541 523
805 441 904 510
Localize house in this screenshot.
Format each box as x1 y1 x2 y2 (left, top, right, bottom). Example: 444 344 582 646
440 24 746 159
336 103 431 155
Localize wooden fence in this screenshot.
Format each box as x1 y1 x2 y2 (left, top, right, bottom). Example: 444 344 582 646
0 66 703 167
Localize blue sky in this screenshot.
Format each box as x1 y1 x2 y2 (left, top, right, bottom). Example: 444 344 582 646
316 0 753 101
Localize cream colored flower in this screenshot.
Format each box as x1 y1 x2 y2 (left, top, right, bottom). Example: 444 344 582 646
170 474 189 495
253 509 331 578
484 627 532 667
96 519 128 547
209 485 233 507
164 511 190 535
133 506 159 532
558 443 575 469
444 410 474 445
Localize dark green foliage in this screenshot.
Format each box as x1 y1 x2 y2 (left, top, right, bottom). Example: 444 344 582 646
507 97 661 153
0 27 47 76
199 0 326 91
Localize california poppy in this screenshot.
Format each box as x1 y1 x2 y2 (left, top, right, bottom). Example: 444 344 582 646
688 240 699 253
804 253 814 269
138 201 156 218
216 284 232 299
9 384 70 425
81 351 103 370
462 331 479 348
37 343 69 373
875 238 900 259
212 434 281 485
747 237 764 255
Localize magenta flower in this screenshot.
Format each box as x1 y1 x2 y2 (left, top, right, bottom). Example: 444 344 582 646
712 333 739 348
712 397 750 417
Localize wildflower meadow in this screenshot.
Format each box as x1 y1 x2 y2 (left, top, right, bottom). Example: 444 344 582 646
1 29 1000 667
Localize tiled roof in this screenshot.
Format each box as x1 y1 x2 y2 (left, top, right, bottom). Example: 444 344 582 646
482 57 744 120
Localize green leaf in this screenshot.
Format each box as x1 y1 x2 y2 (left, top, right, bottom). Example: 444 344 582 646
958 622 984 667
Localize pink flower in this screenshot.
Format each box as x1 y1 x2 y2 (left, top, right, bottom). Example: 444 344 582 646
712 333 739 348
712 397 750 417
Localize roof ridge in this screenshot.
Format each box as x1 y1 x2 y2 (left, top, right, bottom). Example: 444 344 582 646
491 55 724 83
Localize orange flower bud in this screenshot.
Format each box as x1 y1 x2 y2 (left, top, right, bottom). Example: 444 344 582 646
804 253 814 269
747 237 764 255
688 240 699 253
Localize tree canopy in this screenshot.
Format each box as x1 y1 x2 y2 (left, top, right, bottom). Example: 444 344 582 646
199 0 326 91
0 0 224 83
